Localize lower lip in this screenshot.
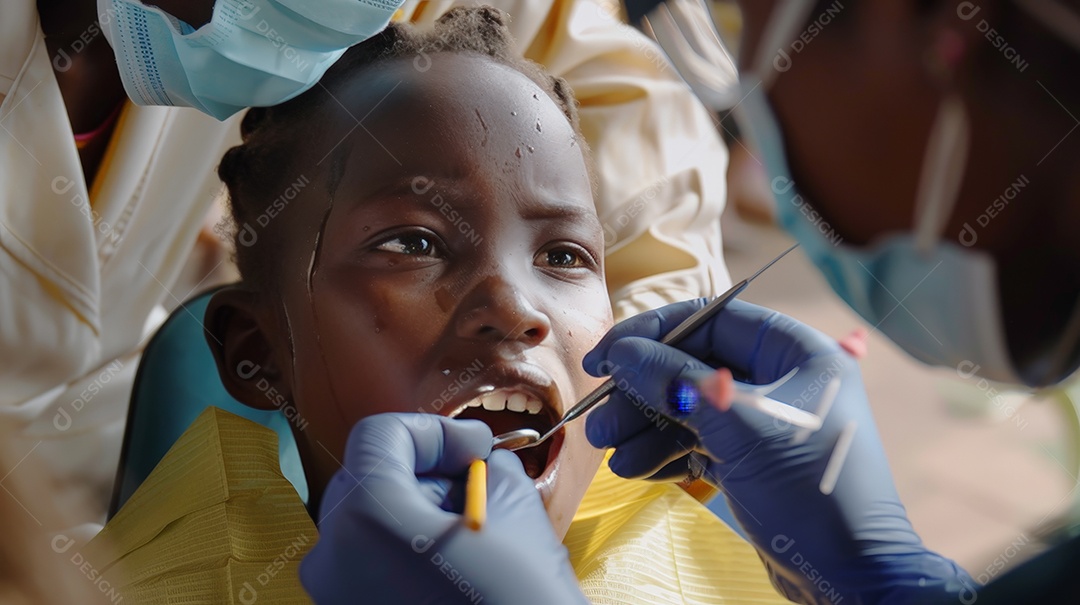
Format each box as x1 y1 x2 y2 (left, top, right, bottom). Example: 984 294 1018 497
529 429 564 496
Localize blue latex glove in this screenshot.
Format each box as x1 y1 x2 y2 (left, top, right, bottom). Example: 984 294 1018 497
301 413 587 605
584 299 977 605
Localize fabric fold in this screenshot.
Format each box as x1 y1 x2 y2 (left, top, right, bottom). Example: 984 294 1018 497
83 407 316 604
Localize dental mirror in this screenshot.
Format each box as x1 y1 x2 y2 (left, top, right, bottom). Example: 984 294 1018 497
492 243 800 453
491 429 540 451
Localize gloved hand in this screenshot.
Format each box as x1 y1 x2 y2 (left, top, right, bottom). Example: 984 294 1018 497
300 413 587 605
584 299 976 605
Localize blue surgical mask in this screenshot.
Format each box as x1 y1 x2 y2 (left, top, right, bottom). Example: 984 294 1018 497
97 0 404 120
727 1 1080 387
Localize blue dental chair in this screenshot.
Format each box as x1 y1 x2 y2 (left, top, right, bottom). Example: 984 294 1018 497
107 287 307 519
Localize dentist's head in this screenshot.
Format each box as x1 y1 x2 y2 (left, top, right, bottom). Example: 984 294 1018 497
647 0 1080 386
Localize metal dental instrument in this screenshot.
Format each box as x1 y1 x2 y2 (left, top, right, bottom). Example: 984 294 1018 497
493 243 800 452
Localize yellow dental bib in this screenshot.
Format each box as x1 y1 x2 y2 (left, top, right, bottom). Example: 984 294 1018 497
569 459 788 603
84 409 785 603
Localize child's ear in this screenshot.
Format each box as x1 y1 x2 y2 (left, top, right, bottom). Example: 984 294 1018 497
204 286 290 411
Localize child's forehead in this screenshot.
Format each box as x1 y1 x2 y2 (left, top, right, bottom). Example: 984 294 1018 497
328 52 553 124
280 51 594 239
310 52 582 190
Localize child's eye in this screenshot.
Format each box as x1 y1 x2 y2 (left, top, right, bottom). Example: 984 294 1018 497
545 249 581 267
374 232 439 256
537 245 595 269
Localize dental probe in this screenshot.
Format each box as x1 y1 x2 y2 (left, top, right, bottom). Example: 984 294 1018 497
493 243 801 452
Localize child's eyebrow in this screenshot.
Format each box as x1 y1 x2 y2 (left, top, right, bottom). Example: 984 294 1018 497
518 198 603 232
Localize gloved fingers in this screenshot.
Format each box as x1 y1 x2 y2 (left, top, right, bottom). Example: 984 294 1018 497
642 452 719 484
464 449 570 575
303 423 591 605
602 335 715 415
643 453 696 482
715 301 844 383
586 339 812 462
606 423 699 480
417 477 460 513
435 449 588 605
584 299 707 376
585 387 664 449
585 299 843 385
316 414 492 542
686 375 864 480
583 337 714 448
316 462 458 542
343 413 492 478
484 449 546 512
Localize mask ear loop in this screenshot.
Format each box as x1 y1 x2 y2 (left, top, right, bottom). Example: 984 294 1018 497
912 94 970 254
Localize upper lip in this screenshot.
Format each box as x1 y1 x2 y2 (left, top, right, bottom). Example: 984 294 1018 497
439 362 564 419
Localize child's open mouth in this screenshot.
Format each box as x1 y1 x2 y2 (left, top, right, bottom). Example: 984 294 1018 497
449 389 563 479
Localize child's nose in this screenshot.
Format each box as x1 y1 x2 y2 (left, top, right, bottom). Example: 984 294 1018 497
455 276 551 346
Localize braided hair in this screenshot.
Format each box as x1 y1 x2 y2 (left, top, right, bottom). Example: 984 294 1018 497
218 6 589 294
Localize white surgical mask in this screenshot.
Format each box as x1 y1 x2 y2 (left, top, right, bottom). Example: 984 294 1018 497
649 0 1080 387
98 0 404 120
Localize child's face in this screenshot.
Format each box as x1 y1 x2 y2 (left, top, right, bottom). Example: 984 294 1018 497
235 53 612 537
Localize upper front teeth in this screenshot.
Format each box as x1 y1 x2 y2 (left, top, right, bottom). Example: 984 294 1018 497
506 393 527 412
469 391 544 415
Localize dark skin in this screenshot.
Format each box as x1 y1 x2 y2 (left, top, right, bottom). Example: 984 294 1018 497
36 0 214 183
206 53 613 537
737 0 1080 382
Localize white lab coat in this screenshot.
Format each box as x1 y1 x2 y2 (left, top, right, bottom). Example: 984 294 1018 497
0 0 730 523
1 0 244 520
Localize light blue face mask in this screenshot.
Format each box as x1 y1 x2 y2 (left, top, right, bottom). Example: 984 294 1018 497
734 83 1036 382
649 0 1080 387
97 0 404 120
